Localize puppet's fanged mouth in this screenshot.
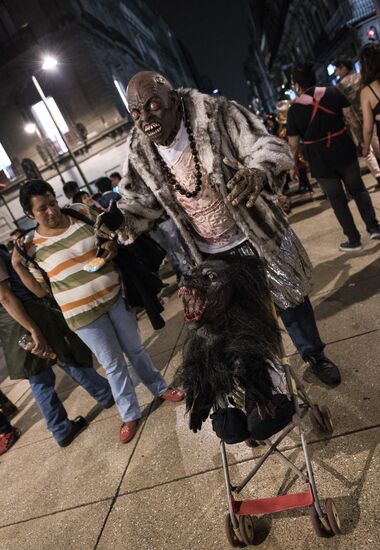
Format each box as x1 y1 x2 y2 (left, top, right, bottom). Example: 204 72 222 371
178 287 207 322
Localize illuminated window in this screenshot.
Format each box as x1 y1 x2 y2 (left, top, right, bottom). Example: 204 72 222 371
31 97 68 154
0 142 13 179
114 79 129 111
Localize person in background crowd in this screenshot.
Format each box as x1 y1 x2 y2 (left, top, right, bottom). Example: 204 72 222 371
0 410 19 455
0 389 18 418
0 246 114 447
110 70 341 387
150 217 192 281
287 62 380 252
13 180 184 445
72 191 104 213
334 54 380 188
263 113 278 136
92 192 102 202
96 177 121 209
110 171 122 194
359 43 380 160
62 181 80 204
276 100 313 195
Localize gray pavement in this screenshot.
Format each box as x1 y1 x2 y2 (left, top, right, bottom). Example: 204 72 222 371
1 175 379 549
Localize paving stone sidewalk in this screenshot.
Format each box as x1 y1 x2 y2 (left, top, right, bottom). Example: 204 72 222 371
1 176 379 550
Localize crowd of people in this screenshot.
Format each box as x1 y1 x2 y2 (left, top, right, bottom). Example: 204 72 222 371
1 43 380 457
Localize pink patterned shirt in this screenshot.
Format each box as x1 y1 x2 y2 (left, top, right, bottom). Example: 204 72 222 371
156 122 245 253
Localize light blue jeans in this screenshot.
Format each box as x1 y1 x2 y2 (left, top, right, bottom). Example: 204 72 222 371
75 295 168 422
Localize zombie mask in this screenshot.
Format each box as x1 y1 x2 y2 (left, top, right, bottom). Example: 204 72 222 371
127 72 180 145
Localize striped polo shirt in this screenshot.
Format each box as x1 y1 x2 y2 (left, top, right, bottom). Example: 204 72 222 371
25 204 120 331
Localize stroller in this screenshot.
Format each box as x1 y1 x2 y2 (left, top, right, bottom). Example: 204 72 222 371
220 358 342 547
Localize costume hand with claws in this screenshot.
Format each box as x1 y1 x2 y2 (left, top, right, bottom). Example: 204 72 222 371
223 157 266 208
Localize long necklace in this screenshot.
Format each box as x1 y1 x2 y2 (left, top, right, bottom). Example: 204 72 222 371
152 100 202 199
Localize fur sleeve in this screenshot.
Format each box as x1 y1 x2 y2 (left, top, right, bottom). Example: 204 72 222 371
223 99 294 192
117 133 164 244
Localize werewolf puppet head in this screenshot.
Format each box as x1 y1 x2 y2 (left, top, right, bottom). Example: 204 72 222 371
179 255 283 433
178 259 234 330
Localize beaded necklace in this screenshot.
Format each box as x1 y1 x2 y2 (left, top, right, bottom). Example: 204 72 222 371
152 99 202 199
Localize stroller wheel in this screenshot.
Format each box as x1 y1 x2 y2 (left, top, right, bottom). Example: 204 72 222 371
238 515 255 545
309 506 333 538
325 498 342 535
224 513 246 547
310 405 334 435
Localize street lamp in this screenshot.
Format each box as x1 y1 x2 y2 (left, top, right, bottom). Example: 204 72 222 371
31 56 91 192
41 57 58 71
24 121 65 185
24 122 37 134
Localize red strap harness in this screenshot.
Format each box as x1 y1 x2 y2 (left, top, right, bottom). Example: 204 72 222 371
294 87 347 148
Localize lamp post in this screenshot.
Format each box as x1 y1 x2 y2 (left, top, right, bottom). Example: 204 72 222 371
32 57 91 192
24 122 66 185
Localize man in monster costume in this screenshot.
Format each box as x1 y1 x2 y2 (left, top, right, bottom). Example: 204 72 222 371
102 71 340 387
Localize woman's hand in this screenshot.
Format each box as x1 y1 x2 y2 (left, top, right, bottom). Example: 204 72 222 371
11 237 26 268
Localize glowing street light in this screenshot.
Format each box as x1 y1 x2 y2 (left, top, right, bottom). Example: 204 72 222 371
31 56 91 191
24 122 37 134
41 56 58 71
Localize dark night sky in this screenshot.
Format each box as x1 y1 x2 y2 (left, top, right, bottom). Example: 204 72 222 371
145 0 251 105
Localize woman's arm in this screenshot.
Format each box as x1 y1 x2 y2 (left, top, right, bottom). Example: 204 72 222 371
360 87 375 156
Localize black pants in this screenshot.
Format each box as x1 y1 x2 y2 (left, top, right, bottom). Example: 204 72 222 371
0 411 11 433
318 160 379 243
278 297 324 360
208 243 325 360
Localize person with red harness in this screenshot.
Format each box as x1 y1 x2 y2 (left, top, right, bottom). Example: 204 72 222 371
287 63 380 251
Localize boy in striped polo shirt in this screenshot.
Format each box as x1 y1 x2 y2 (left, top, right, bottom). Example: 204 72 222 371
13 180 184 444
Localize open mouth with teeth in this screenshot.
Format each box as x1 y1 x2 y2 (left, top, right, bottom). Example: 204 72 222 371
144 122 163 138
178 286 207 323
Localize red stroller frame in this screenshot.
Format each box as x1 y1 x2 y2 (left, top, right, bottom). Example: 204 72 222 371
220 360 342 547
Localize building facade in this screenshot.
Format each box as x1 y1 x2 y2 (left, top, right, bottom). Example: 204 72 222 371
245 0 379 112
0 0 195 237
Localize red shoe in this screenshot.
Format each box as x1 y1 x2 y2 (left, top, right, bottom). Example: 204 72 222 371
119 420 139 444
160 387 185 402
0 426 20 456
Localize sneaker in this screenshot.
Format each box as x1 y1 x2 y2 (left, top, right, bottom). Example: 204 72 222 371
58 416 88 447
119 420 139 444
0 426 20 455
0 397 18 419
339 241 362 252
369 229 380 240
307 355 341 386
160 387 185 402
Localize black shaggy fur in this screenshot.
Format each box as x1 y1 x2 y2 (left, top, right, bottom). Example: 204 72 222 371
179 256 283 432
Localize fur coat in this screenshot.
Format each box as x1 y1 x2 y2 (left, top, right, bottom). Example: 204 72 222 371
118 89 313 308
